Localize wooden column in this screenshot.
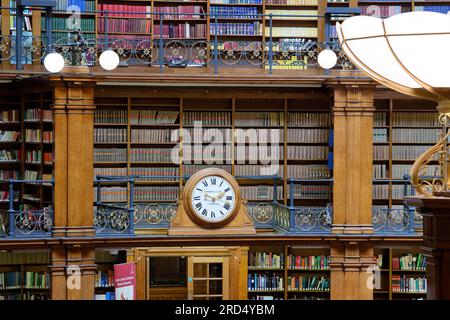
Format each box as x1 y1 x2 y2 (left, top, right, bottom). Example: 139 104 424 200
330 84 376 299
52 80 95 237
50 79 96 299
330 241 374 300
332 84 375 234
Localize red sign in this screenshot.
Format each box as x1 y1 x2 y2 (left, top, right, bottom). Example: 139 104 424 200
114 262 136 300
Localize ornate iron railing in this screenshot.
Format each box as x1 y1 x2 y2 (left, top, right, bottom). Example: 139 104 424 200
0 179 54 238
373 207 415 234
0 7 356 73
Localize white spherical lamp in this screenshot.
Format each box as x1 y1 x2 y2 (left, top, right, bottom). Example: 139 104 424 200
318 49 338 70
99 50 119 71
43 52 65 73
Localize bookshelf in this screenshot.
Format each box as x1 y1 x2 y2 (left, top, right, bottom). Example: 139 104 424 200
93 97 332 209
373 247 427 300
372 99 439 223
94 249 127 300
247 245 330 300
0 251 51 300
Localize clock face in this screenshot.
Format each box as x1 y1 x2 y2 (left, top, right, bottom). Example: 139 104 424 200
190 175 236 223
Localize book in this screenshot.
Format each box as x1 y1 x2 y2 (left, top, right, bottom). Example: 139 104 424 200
249 252 284 269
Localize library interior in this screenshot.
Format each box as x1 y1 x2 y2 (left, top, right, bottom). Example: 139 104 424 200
0 0 449 301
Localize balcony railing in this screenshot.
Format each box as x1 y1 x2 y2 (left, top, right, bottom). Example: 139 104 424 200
0 179 54 238
0 7 356 73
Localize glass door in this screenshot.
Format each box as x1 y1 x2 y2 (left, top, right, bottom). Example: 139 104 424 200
187 257 229 300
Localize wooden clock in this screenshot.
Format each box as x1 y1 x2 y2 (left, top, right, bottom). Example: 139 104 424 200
168 168 256 235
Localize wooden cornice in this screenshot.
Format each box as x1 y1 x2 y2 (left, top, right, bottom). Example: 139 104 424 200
0 234 423 250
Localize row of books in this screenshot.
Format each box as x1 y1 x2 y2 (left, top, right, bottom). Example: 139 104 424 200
153 23 207 38
266 0 317 4
265 27 317 38
392 253 426 271
154 5 205 19
183 128 232 142
97 18 150 34
287 255 329 270
373 128 388 143
0 252 49 265
25 150 52 164
392 275 427 293
0 170 20 180
392 128 441 143
266 10 317 20
183 112 231 126
0 131 19 142
42 17 95 32
241 186 284 200
249 252 284 269
130 110 179 125
24 109 52 122
183 164 232 175
130 148 174 163
392 112 440 127
131 167 180 180
210 22 262 35
10 16 32 31
415 5 450 14
51 32 96 41
0 191 19 201
94 148 127 163
185 146 233 161
287 276 329 291
0 150 20 162
234 146 282 162
391 145 435 160
373 164 387 179
287 145 328 160
235 128 283 143
360 5 410 18
24 130 53 143
372 184 415 199
95 270 114 288
287 113 329 127
0 293 49 300
95 187 127 202
98 4 150 18
23 170 40 180
287 129 329 143
212 0 263 4
94 128 127 143
374 112 387 127
0 110 19 123
373 145 388 160
54 0 95 11
391 164 439 180
95 109 127 124
289 185 331 199
130 129 178 143
210 6 260 19
235 112 284 127
248 273 284 291
235 164 283 177
134 186 179 201
94 167 127 177
95 292 115 300
24 272 49 289
286 164 330 179
0 272 21 289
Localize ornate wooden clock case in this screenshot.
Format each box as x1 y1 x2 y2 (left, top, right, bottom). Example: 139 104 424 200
168 168 256 235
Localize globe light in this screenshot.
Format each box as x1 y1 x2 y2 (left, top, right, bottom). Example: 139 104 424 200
99 50 119 71
317 49 338 70
43 52 65 73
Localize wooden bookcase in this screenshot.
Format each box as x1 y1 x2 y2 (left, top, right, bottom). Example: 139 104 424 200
93 96 332 208
373 246 427 300
94 249 127 300
247 245 330 300
372 98 439 219
0 91 53 215
0 251 51 300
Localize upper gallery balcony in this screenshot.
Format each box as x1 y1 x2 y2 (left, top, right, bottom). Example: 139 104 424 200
0 3 362 80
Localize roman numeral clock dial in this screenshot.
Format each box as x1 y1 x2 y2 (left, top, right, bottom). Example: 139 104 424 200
190 176 236 223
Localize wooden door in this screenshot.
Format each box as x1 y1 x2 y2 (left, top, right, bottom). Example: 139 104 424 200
187 256 229 300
